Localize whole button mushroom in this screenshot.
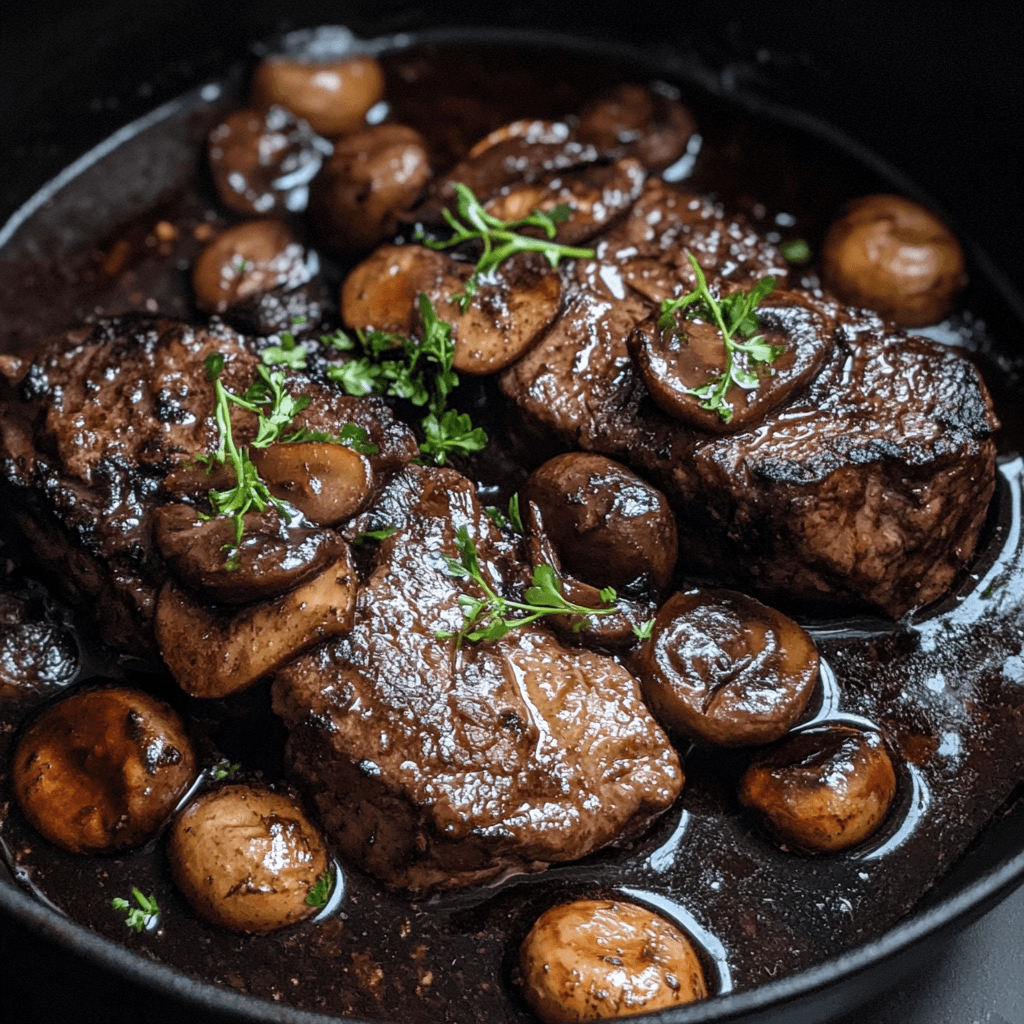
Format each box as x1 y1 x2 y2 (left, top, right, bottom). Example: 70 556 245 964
168 784 330 933
739 725 898 853
250 53 385 138
517 898 708 1022
192 219 316 315
522 453 678 592
821 194 967 327
12 687 197 854
632 589 819 747
309 124 432 255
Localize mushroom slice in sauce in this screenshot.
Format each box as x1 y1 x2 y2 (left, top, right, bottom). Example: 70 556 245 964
739 725 898 853
155 549 357 699
632 588 819 747
13 687 197 854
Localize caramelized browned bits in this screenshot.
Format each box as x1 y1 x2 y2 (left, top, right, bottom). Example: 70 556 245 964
341 245 562 375
576 83 697 172
13 687 196 854
168 785 329 933
309 124 432 254
523 453 677 591
207 106 329 217
634 589 819 747
155 549 357 699
251 441 374 526
191 220 316 314
821 194 967 328
517 898 708 1022
628 290 835 434
250 54 385 137
152 503 346 604
739 725 898 853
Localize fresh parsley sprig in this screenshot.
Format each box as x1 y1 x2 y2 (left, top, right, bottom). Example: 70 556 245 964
326 295 487 466
305 866 336 909
658 253 780 423
436 526 634 646
418 183 595 312
112 889 160 932
261 316 309 369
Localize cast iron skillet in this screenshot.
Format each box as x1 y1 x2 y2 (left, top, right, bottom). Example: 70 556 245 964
1 3 1022 1023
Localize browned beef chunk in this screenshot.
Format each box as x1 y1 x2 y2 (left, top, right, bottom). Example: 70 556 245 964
0 315 418 650
273 465 682 892
500 183 997 616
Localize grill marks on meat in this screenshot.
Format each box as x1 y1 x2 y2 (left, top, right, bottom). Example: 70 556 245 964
273 466 682 892
499 183 998 616
0 315 417 650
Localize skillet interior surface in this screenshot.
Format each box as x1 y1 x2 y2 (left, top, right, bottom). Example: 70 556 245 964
1 8 1023 1024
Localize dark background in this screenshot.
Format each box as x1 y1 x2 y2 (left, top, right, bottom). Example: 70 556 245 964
1 2 1022 1023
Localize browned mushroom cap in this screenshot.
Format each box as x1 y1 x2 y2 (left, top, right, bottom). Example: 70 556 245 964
207 105 329 217
523 453 677 591
821 194 967 328
309 124 432 255
628 290 835 434
152 503 346 604
13 687 196 854
167 784 329 933
576 83 697 172
192 220 316 314
517 898 708 1022
633 589 819 747
251 441 375 526
341 245 562 375
739 725 898 853
155 549 357 698
250 53 385 137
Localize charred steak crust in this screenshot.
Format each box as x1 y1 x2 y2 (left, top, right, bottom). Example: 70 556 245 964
499 184 998 616
273 465 682 892
0 315 418 650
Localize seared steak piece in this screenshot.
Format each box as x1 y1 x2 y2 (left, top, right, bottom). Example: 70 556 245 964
273 465 682 892
0 315 417 650
500 184 998 616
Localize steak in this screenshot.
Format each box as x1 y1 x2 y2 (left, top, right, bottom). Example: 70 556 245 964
273 465 682 892
499 183 998 616
0 315 418 650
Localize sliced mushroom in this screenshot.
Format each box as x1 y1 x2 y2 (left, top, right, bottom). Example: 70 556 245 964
628 290 835 433
633 588 819 747
517 898 708 1022
250 53 385 137
821 194 967 327
739 725 898 853
152 503 346 604
13 687 196 854
168 784 329 933
155 549 357 698
309 124 432 254
192 220 316 314
251 441 374 526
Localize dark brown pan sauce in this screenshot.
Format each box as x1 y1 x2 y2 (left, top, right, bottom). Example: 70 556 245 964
1 39 1023 1024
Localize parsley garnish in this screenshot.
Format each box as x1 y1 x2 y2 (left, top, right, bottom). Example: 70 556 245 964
634 618 656 640
282 421 380 456
326 295 487 466
779 238 811 264
213 760 240 780
112 889 160 932
418 183 595 312
305 866 336 909
262 316 309 369
658 253 780 423
435 527 641 646
352 524 398 545
484 494 524 535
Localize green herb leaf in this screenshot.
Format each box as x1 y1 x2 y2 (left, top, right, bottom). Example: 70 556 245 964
305 866 336 909
418 183 595 312
633 618 656 639
112 888 160 932
419 410 488 465
261 330 308 369
352 524 398 545
507 493 524 535
213 761 240 780
484 506 510 530
204 352 225 380
779 238 811 264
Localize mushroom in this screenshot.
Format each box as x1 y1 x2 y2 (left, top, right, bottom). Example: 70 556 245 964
250 53 385 138
821 194 966 327
12 687 196 854
632 588 819 747
517 898 708 1022
309 124 432 254
739 725 898 853
167 784 330 933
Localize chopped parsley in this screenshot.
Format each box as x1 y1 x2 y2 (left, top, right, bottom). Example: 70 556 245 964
305 866 336 909
112 889 160 932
